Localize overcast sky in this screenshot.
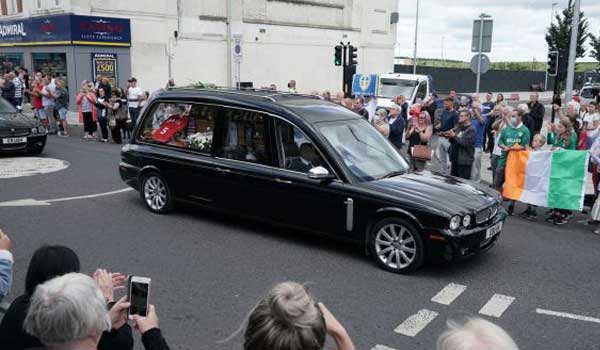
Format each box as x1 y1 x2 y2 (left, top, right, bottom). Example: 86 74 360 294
395 0 600 62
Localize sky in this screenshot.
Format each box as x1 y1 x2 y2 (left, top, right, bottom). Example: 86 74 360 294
395 0 600 62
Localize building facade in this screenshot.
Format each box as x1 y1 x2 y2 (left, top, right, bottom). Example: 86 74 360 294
1 0 398 95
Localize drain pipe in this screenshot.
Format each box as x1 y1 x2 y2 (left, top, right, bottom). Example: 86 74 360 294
226 0 233 87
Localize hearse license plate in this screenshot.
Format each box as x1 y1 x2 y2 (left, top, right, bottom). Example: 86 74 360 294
2 137 27 144
485 222 503 239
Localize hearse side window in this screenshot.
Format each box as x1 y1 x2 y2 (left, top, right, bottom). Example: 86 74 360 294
274 119 331 174
138 102 216 154
214 107 270 165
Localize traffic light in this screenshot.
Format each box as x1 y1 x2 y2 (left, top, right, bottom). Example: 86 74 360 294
547 51 558 76
334 45 343 66
348 45 358 66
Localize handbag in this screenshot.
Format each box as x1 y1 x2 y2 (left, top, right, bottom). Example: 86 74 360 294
109 117 116 128
411 144 433 161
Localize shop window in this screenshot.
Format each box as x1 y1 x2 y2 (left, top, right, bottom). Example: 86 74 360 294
215 107 270 165
0 53 23 72
6 0 21 15
138 102 216 155
32 53 67 81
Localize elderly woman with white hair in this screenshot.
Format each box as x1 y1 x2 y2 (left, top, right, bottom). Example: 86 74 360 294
24 272 170 350
437 318 518 350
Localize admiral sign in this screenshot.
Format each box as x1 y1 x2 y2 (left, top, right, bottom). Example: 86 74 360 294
0 14 130 47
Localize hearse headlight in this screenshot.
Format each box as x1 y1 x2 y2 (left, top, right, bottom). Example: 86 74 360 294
449 215 462 230
462 214 472 227
32 126 47 134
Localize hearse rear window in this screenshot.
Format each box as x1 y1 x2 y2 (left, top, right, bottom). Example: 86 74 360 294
214 108 270 165
138 102 216 154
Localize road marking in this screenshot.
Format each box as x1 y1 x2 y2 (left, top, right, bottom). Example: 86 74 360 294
431 283 467 305
394 309 438 337
0 157 69 179
0 188 133 207
479 294 515 318
371 345 396 350
536 308 600 324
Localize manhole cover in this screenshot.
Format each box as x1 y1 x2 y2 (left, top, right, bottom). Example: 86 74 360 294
0 157 70 179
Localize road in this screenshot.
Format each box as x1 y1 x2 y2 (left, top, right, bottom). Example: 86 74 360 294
1 129 600 350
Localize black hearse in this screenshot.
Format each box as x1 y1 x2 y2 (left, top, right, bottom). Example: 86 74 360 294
120 88 505 273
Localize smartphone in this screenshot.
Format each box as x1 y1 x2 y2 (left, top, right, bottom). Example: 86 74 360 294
128 276 151 319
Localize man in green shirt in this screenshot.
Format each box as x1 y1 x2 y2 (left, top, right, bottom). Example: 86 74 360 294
495 107 531 215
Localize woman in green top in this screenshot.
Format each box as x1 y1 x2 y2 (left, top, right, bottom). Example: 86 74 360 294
548 118 578 225
553 118 578 150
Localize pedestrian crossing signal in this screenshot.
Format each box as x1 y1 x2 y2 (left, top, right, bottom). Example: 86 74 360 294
349 45 358 66
547 51 558 77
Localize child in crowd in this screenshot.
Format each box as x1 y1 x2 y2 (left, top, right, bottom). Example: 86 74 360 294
519 134 546 220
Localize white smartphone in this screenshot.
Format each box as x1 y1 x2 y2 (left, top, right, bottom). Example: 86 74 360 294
128 276 151 320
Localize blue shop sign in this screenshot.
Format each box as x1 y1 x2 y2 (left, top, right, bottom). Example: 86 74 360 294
0 14 131 47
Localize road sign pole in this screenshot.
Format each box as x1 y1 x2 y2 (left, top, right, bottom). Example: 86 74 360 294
475 17 484 94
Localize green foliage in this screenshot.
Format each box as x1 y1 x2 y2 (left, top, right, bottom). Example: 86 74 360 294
545 0 589 84
590 32 600 67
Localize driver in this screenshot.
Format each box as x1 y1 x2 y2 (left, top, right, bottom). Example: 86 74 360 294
289 143 322 173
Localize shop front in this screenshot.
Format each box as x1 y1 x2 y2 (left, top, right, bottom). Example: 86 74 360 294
0 13 131 109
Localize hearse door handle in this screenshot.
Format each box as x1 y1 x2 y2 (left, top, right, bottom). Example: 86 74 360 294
216 167 231 174
275 178 293 185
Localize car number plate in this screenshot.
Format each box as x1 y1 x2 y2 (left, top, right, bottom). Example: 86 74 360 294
2 137 27 144
485 222 502 239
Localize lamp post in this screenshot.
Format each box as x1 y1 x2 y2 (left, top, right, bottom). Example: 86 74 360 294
475 13 491 95
565 0 581 101
412 0 420 74
544 2 558 91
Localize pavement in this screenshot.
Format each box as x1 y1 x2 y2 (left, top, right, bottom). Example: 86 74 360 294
1 126 600 350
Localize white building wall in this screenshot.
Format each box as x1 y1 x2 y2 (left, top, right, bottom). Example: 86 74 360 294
19 0 398 94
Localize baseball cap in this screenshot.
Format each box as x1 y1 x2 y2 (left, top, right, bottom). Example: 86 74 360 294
389 104 401 110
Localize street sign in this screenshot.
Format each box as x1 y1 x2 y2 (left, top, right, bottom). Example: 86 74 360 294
351 74 378 96
232 34 243 62
470 54 490 74
471 19 493 52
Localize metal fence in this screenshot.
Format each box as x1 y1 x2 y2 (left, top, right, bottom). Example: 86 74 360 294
394 65 586 94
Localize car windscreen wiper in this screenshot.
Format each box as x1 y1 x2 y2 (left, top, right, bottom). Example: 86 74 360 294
379 170 406 179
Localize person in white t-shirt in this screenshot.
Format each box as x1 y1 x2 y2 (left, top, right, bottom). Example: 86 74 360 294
126 77 143 126
582 102 600 149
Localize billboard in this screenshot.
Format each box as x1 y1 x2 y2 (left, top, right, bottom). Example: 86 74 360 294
0 14 131 47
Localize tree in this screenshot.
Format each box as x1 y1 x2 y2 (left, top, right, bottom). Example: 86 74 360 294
591 32 600 69
545 0 589 88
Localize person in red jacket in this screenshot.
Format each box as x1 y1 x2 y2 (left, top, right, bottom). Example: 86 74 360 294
29 77 45 127
77 82 98 140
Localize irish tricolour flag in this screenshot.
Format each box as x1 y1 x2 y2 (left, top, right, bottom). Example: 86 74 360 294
503 150 589 211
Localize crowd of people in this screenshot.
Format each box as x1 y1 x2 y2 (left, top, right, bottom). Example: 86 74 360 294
0 228 519 350
313 83 600 230
0 67 149 144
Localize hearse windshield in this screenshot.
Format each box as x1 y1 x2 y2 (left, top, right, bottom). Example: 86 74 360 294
317 119 410 181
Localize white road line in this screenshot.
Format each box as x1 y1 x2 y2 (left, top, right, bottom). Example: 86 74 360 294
46 188 133 202
536 308 600 324
370 345 396 350
394 309 438 337
431 283 467 305
0 188 134 207
479 294 515 318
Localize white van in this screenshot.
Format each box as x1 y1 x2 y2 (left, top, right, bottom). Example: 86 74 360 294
579 83 600 105
376 73 432 109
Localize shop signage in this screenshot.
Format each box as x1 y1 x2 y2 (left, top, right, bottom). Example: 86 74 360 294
92 53 118 88
0 14 131 47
